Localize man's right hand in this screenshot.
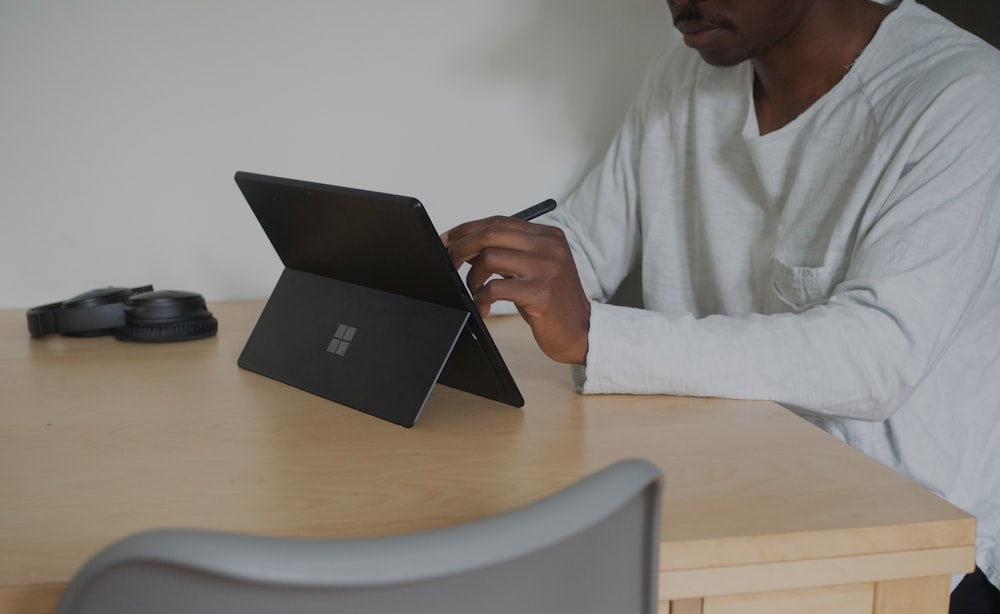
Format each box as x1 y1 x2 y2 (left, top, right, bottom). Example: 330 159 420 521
441 216 591 365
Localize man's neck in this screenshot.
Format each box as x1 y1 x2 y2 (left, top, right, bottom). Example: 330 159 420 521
752 0 894 135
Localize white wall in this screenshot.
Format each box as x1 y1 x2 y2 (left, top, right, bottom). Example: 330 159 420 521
0 0 672 309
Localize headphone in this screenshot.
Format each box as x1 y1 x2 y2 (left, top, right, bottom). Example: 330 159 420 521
26 286 218 342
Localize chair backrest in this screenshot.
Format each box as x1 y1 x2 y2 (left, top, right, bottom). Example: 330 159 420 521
917 0 1000 49
54 458 663 614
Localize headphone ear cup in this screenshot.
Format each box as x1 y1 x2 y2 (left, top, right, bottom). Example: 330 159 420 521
116 319 219 343
115 290 218 343
26 285 153 337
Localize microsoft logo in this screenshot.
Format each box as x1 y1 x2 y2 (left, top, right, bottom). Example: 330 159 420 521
326 324 357 356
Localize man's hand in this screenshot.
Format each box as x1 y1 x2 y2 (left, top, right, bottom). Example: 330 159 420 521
441 216 590 365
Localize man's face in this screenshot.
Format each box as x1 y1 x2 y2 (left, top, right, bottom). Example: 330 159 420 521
666 0 807 66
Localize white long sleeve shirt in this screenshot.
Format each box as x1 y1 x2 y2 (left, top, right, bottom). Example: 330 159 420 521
545 0 1000 589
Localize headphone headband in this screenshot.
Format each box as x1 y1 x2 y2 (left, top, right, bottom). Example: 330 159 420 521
26 286 153 337
26 286 217 342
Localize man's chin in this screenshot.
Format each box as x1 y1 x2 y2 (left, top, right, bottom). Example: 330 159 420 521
690 46 747 67
679 30 746 67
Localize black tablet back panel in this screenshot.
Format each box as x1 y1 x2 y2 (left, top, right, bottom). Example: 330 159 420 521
235 172 524 426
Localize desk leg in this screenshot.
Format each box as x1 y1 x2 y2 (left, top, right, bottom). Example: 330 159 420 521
873 576 951 614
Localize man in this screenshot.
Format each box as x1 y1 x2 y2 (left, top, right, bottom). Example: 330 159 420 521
442 0 1000 611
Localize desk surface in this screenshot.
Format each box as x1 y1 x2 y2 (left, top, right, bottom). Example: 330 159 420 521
0 301 975 613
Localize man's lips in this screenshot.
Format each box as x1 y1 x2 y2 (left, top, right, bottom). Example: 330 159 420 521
674 18 727 47
675 19 721 35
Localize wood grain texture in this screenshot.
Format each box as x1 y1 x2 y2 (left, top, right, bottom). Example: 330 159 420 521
703 584 873 614
873 576 952 614
0 302 975 613
668 598 703 614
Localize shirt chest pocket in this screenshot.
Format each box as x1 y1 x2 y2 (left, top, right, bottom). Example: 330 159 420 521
766 256 849 314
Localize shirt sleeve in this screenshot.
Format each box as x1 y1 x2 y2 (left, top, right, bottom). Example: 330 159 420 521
542 46 681 303
576 71 1000 422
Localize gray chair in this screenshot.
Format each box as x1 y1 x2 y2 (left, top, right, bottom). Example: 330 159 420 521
54 458 663 614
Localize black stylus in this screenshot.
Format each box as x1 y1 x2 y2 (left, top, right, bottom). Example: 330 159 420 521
510 199 557 221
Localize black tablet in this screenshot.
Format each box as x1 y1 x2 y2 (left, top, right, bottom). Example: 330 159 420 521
235 171 524 427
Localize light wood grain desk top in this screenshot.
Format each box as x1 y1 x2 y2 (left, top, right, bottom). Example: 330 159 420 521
0 301 975 613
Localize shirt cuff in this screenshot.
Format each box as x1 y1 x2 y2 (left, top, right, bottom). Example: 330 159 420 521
575 301 654 394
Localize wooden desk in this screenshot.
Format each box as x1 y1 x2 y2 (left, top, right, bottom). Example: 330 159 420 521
0 301 974 614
